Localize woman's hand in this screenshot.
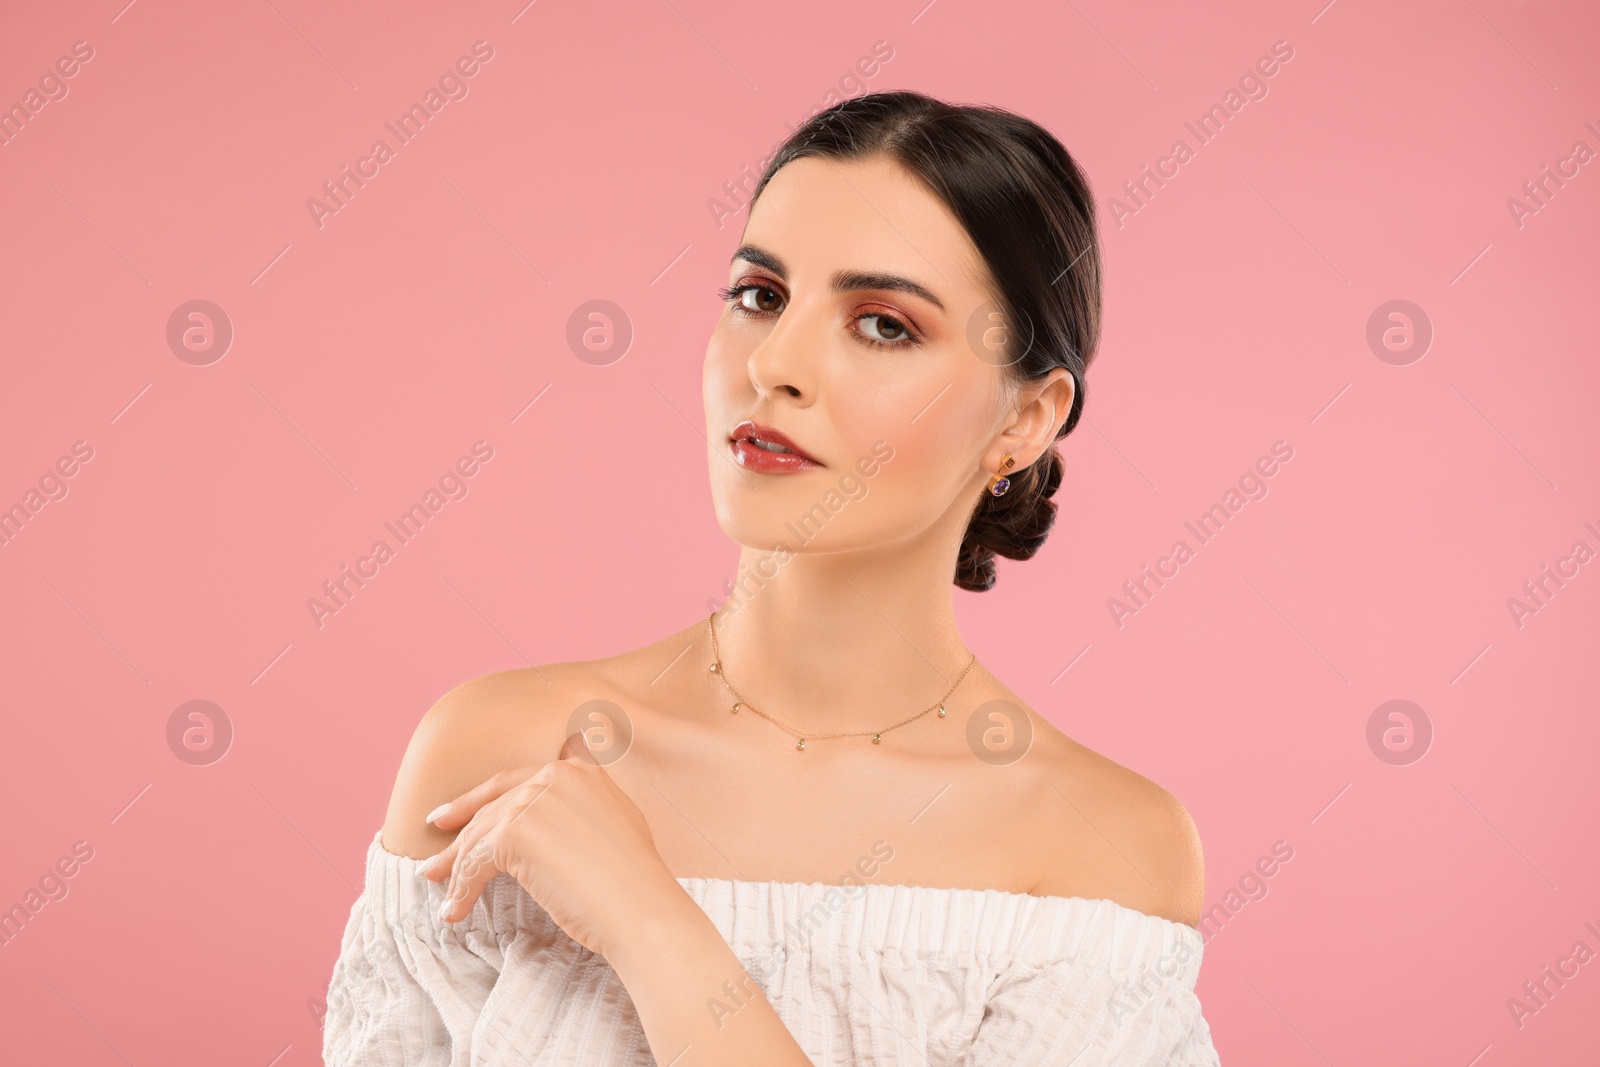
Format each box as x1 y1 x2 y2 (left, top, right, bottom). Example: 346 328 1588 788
419 731 816 1066
418 731 681 959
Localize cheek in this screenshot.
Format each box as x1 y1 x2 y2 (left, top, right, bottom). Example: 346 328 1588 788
841 356 994 457
703 326 768 526
829 366 996 515
702 327 746 412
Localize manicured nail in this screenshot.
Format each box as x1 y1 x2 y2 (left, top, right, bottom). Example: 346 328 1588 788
416 855 437 875
425 803 451 824
438 899 452 921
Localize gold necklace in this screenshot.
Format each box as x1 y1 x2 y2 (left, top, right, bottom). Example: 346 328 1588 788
706 609 978 751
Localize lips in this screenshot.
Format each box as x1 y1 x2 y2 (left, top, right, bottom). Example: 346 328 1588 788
728 419 823 472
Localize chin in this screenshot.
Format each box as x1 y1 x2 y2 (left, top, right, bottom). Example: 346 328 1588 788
712 497 803 554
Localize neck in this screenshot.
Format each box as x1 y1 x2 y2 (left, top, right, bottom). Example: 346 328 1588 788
707 534 978 738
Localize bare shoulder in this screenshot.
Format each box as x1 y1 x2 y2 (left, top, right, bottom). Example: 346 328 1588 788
376 620 702 862
1023 709 1206 928
378 664 589 861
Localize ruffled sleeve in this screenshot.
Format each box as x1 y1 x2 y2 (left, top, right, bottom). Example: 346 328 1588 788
322 830 508 1066
961 897 1221 1066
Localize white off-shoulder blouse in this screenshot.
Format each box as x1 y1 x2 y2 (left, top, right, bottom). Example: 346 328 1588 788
323 829 1221 1065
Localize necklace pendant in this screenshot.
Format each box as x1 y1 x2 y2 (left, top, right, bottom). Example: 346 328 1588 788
731 701 741 714
937 704 946 717
796 738 806 751
709 661 720 673
872 733 882 744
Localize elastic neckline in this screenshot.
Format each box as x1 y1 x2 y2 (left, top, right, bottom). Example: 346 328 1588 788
371 830 1194 932
368 831 1203 953
671 873 1200 936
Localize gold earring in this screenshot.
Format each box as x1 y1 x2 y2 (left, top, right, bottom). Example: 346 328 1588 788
986 453 1016 496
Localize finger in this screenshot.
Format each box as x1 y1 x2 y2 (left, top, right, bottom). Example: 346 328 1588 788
438 833 505 923
417 843 455 882
423 766 539 829
559 730 598 765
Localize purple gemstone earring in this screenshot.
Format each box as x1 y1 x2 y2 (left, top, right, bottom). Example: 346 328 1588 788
986 453 1016 496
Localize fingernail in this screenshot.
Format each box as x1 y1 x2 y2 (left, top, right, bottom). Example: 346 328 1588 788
438 899 452 921
425 803 451 824
416 855 436 875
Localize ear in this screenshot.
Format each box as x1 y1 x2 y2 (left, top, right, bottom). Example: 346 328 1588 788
988 368 1076 472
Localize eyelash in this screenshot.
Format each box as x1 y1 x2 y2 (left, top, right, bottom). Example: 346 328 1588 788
716 282 923 350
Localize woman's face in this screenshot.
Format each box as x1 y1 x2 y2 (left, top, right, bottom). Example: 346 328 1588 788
703 152 1068 558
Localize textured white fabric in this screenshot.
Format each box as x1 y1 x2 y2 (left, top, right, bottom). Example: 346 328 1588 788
323 829 1221 1066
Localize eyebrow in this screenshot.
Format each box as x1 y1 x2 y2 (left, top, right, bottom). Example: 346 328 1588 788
731 244 946 312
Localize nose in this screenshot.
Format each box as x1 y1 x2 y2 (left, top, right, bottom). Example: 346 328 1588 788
743 297 818 403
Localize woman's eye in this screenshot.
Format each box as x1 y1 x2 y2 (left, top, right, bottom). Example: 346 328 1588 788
722 284 918 347
858 313 913 345
739 286 784 313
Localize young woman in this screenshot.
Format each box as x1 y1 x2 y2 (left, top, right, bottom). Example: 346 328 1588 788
324 90 1221 1066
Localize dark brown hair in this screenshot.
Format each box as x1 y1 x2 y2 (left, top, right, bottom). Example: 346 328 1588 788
746 90 1103 591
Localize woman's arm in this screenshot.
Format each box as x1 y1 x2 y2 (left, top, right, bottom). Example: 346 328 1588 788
602 877 814 1067
423 737 815 1066
389 675 814 1066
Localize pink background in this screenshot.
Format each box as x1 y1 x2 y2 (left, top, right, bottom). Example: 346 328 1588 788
2 0 1597 1063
